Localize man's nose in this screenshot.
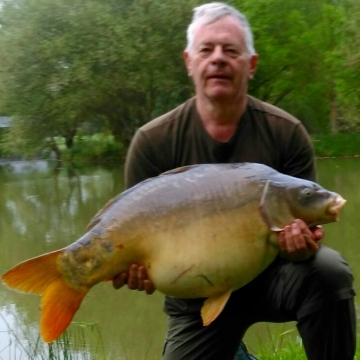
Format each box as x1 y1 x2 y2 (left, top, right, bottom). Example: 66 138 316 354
210 46 226 64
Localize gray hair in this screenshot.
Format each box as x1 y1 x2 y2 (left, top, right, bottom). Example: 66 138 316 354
186 2 255 56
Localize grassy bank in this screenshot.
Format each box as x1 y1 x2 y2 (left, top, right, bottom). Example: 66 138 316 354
61 132 360 162
254 339 360 359
248 324 360 359
1 309 359 360
1 329 359 359
2 132 360 163
312 133 360 158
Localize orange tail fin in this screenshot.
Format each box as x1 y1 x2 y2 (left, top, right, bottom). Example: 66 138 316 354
2 250 89 343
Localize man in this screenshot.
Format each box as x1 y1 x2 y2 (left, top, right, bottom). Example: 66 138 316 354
113 3 356 360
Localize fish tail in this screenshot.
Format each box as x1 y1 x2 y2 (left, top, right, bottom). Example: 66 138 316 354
2 250 64 295
2 250 89 343
40 277 88 342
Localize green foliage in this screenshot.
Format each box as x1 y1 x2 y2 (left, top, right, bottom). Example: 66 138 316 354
0 0 201 156
334 0 360 132
312 133 360 158
60 133 124 163
0 0 359 160
0 0 118 158
0 115 49 159
229 0 356 133
94 0 200 145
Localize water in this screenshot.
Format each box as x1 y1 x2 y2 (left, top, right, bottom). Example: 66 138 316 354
0 158 359 359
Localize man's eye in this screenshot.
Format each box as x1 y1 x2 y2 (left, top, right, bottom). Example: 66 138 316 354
200 48 211 55
226 48 238 55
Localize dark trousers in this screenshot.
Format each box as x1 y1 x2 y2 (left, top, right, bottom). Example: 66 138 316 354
162 246 356 360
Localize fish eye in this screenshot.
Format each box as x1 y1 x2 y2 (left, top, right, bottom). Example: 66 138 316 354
300 186 314 198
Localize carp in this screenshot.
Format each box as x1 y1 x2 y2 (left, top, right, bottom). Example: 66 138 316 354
2 163 346 342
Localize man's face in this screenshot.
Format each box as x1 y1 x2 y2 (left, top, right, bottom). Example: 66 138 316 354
184 16 258 103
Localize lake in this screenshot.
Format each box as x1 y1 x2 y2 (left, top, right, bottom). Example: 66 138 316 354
0 158 359 359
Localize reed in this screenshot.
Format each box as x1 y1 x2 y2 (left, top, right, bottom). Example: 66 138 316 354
1 311 359 359
0 311 105 359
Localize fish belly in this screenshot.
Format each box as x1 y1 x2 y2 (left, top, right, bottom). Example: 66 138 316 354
145 204 278 298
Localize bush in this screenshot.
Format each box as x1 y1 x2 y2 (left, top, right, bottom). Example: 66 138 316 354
60 133 125 163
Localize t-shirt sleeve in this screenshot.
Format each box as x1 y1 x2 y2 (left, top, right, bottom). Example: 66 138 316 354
279 122 316 182
124 129 165 189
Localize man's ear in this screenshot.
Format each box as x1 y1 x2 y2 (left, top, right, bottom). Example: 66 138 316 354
248 54 259 80
183 50 192 77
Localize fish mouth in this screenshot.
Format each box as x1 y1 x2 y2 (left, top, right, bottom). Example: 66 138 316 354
327 195 346 221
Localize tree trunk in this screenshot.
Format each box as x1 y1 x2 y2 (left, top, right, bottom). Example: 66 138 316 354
65 129 77 149
48 137 62 170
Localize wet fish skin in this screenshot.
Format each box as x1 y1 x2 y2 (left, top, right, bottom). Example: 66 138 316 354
1 163 346 342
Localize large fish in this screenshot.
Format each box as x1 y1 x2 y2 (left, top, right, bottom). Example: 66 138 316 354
2 163 346 343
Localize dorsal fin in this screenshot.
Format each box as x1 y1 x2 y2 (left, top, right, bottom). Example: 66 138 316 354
160 165 199 176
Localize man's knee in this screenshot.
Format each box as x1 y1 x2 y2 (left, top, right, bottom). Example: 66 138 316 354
311 246 354 295
290 246 355 319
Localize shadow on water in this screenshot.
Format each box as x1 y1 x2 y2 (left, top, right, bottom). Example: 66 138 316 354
0 158 359 359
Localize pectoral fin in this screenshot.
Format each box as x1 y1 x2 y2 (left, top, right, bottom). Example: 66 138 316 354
201 289 232 326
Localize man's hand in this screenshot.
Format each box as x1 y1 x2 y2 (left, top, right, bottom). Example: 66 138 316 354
112 264 155 295
277 219 324 261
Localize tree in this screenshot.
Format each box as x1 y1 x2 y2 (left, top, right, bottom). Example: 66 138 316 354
0 0 201 160
0 0 358 163
333 0 360 132
84 0 201 146
231 0 355 133
0 0 125 160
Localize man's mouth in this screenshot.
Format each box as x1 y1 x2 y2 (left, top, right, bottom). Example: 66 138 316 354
207 74 231 82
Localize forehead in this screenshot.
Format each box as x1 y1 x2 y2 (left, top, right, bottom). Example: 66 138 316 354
193 16 246 47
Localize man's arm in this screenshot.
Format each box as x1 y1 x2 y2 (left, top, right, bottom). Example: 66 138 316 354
277 122 324 261
125 129 165 188
113 128 166 294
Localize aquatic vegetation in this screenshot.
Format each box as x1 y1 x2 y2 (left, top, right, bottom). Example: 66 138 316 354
0 310 105 359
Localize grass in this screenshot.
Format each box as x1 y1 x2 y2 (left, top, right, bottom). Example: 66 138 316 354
250 324 360 359
254 340 360 360
251 326 306 360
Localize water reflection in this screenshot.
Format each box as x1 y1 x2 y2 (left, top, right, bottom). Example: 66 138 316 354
0 161 167 360
0 158 359 359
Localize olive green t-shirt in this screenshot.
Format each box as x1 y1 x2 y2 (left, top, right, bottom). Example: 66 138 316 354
125 95 315 189
124 95 316 315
